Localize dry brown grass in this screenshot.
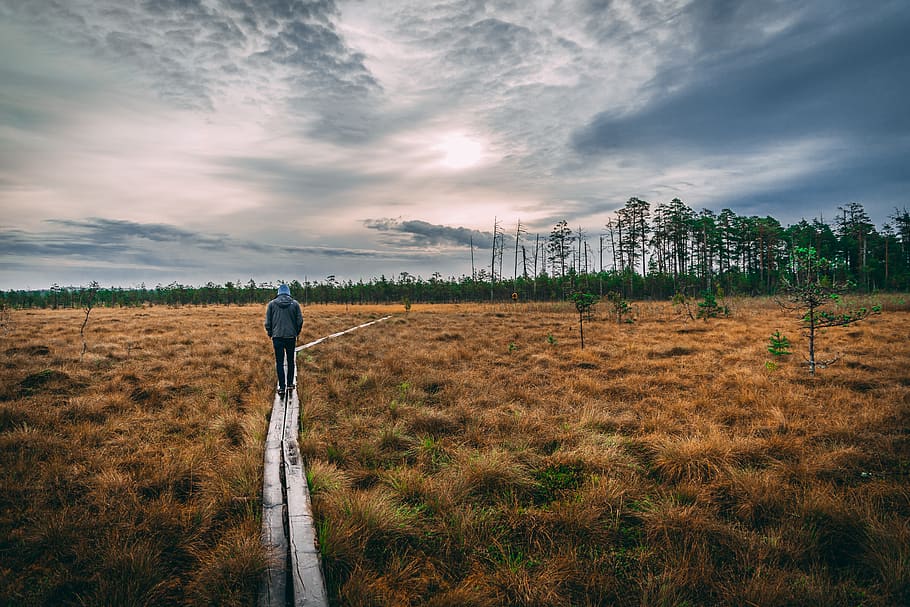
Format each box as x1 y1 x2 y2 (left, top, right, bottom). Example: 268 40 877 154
2 299 908 605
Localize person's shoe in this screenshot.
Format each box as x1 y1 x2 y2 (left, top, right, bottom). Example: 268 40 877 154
288 383 296 391
277 386 286 396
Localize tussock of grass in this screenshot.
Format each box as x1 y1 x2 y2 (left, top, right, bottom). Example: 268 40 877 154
317 486 422 590
406 408 461 437
185 523 266 607
446 449 538 504
308 459 353 496
714 467 790 527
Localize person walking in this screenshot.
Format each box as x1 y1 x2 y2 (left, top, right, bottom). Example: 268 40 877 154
265 284 303 395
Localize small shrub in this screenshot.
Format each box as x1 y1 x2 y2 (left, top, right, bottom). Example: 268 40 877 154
406 409 459 438
380 467 429 506
185 525 265 607
322 487 418 564
607 291 632 324
407 435 451 471
696 289 728 320
218 414 246 447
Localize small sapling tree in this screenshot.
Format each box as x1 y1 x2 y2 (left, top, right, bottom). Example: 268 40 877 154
696 289 729 320
606 291 632 324
767 331 791 358
571 292 598 349
0 298 10 334
80 281 100 360
778 247 881 375
672 291 694 320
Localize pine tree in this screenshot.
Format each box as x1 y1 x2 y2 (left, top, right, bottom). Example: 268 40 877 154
547 220 573 280
777 246 880 375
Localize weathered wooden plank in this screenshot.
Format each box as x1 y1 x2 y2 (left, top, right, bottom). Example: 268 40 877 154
259 391 289 607
283 389 329 606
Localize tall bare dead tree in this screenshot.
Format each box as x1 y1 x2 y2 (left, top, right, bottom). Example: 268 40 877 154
470 235 475 281
490 217 502 302
513 220 527 289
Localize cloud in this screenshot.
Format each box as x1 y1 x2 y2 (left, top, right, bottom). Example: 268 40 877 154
0 0 380 128
364 218 493 248
0 216 480 287
216 155 386 201
49 217 223 245
437 18 541 76
0 218 379 268
0 220 205 269
572 2 910 156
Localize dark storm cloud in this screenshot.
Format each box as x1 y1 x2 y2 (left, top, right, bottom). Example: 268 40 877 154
278 244 376 258
0 220 204 267
384 2 596 179
572 2 910 155
141 0 206 14
364 218 493 249
251 7 380 96
240 1 383 143
49 218 225 247
725 143 910 219
580 0 673 47
564 0 910 223
0 218 377 270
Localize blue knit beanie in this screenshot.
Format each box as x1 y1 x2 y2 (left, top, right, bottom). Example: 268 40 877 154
278 284 290 296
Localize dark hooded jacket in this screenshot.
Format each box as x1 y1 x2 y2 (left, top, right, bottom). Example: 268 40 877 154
265 293 303 339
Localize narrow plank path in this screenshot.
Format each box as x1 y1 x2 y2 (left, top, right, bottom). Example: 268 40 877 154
260 316 392 606
260 390 290 607
295 316 392 352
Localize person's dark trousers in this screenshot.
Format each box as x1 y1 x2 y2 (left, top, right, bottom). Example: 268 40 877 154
272 337 297 389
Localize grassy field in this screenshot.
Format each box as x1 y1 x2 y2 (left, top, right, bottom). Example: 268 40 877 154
1 298 908 606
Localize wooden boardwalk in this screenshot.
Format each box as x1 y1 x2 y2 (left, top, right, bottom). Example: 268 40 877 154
260 389 290 606
259 386 328 607
260 316 391 606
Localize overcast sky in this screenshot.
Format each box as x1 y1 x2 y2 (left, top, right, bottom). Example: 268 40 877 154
1 0 908 289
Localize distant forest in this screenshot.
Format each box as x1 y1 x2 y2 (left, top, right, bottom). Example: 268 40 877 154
4 200 909 309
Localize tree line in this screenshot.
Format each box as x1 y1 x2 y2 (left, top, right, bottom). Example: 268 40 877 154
523 200 910 297
3 200 909 309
